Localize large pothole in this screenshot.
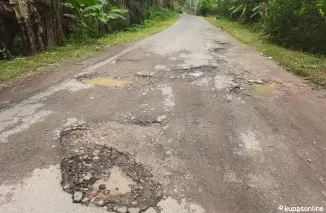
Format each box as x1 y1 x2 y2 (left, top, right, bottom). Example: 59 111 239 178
60 126 163 212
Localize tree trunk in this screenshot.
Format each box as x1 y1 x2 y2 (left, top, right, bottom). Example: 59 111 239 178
3 17 18 52
29 1 43 51
9 0 44 55
40 0 62 47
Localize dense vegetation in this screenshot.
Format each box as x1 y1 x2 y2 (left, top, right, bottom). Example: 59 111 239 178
0 0 174 60
265 0 326 53
178 0 326 54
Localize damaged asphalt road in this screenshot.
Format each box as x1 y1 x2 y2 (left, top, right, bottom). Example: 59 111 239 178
0 15 326 213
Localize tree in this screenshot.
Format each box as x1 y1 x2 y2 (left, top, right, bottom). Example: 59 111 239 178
0 0 63 56
0 0 17 55
265 0 326 53
39 0 62 47
9 0 43 55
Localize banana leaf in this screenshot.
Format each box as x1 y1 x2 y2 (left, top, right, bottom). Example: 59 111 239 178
9 0 28 19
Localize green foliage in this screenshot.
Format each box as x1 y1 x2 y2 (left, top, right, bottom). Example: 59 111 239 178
0 16 179 83
173 1 184 13
62 0 126 40
0 46 12 60
146 6 174 21
175 0 197 11
0 0 177 64
198 0 215 16
206 17 326 87
317 0 326 16
211 0 326 53
215 0 267 22
265 0 326 53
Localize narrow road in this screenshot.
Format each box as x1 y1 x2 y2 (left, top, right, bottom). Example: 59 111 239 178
0 15 325 213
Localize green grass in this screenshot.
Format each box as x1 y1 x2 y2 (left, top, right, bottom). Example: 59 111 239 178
0 15 179 84
206 17 326 87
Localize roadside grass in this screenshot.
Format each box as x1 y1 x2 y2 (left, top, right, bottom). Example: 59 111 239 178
0 15 179 84
205 17 326 87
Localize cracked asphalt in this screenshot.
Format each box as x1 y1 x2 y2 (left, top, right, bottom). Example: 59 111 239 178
0 15 326 213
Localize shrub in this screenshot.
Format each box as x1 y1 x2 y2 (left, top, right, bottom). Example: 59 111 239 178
215 0 233 17
173 1 183 14
265 0 326 53
215 0 267 23
0 45 11 60
146 6 173 21
198 0 215 16
62 0 126 40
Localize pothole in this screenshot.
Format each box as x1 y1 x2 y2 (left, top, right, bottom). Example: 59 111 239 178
171 65 218 79
174 65 218 72
60 129 163 212
211 47 226 52
182 70 204 80
77 73 128 87
213 75 236 91
92 166 136 196
76 72 98 81
249 83 281 95
228 85 245 93
159 65 222 84
132 119 161 126
83 77 127 87
213 40 229 46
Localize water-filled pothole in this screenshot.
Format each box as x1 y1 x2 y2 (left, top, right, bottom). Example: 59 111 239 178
76 73 127 87
249 83 281 95
60 129 163 212
92 166 136 196
83 77 127 87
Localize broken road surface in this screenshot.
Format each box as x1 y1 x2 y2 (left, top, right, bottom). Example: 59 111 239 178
0 15 326 213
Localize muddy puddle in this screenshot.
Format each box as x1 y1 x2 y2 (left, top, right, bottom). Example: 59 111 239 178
92 166 136 196
249 83 281 95
83 77 127 87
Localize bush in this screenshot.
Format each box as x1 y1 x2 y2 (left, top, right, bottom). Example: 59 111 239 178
62 0 126 40
146 6 173 21
173 1 183 14
108 10 130 32
215 0 267 23
265 0 326 53
215 0 233 17
198 0 215 16
214 0 326 53
0 46 11 60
